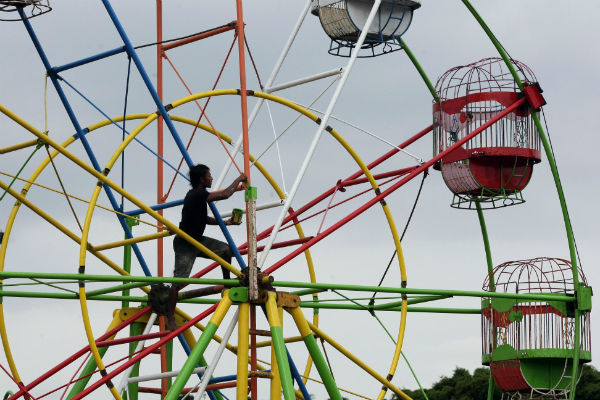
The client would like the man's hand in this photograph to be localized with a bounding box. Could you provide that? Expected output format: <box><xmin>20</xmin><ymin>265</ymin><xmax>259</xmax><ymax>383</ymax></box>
<box><xmin>225</xmin><ymin>217</ymin><xmax>242</xmax><ymax>226</ymax></box>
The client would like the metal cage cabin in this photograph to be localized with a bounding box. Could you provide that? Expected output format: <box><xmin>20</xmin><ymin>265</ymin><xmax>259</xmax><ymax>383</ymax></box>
<box><xmin>481</xmin><ymin>258</ymin><xmax>592</xmax><ymax>398</ymax></box>
<box><xmin>433</xmin><ymin>58</ymin><xmax>543</xmax><ymax>209</ymax></box>
<box><xmin>311</xmin><ymin>0</ymin><xmax>420</xmax><ymax>57</ymax></box>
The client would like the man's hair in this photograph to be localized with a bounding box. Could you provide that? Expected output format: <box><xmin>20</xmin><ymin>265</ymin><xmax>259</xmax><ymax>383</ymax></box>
<box><xmin>189</xmin><ymin>164</ymin><xmax>210</xmax><ymax>187</ymax></box>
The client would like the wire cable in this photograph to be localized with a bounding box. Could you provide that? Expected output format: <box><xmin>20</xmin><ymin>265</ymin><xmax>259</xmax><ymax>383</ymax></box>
<box><xmin>370</xmin><ymin>170</ymin><xmax>428</xmax><ymax>301</ymax></box>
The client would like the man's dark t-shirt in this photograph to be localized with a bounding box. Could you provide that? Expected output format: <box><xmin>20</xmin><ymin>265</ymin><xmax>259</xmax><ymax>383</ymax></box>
<box><xmin>178</xmin><ymin>187</ymin><xmax>209</xmax><ymax>242</ymax></box>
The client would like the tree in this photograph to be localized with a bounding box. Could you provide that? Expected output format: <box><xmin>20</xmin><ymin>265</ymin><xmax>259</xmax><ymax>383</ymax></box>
<box><xmin>393</xmin><ymin>364</ymin><xmax>600</xmax><ymax>400</ymax></box>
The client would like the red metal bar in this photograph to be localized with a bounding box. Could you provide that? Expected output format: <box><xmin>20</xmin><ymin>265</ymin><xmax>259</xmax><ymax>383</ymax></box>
<box><xmin>7</xmin><ymin>306</ymin><xmax>151</xmax><ymax>400</ymax></box>
<box><xmin>162</xmin><ymin>22</ymin><xmax>236</xmax><ymax>52</ymax></box>
<box><xmin>237</xmin><ymin>237</ymin><xmax>313</xmax><ymax>255</ymax></box>
<box><xmin>138</xmin><ymin>379</ymin><xmax>248</xmax><ymax>394</ymax></box>
<box><xmin>341</xmin><ymin>166</ymin><xmax>416</xmax><ymax>187</ymax></box>
<box><xmin>71</xmin><ymin>304</ymin><xmax>219</xmax><ymax>400</ymax></box>
<box><xmin>265</xmin><ymin>98</ymin><xmax>526</xmax><ymax>274</ymax></box>
<box><xmin>96</xmin><ymin>331</ymin><xmax>169</xmax><ymax>348</ymax></box>
<box><xmin>250</xmin><ymin>125</ymin><xmax>434</xmax><ymax>246</ymax></box>
<box><xmin>155</xmin><ymin>2</ymin><xmax>169</xmax><ymax>397</ymax></box>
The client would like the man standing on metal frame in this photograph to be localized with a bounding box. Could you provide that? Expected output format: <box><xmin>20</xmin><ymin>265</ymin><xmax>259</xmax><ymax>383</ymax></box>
<box><xmin>168</xmin><ymin>164</ymin><xmax>246</xmax><ymax>330</ymax></box>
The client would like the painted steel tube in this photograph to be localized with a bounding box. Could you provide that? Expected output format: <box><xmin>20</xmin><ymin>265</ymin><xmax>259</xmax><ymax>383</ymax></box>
<box><xmin>307</xmin><ymin>322</ymin><xmax>411</xmax><ymax>400</ymax></box>
<box><xmin>264</xmin><ymin>97</ymin><xmax>527</xmax><ymax>274</ymax></box>
<box><xmin>66</xmin><ymin>313</ymin><xmax>123</xmax><ymax>399</ymax></box>
<box><xmin>288</xmin><ymin>307</ymin><xmax>341</xmax><ymax>400</ymax></box>
<box><xmin>265</xmin><ymin>293</ymin><xmax>295</xmax><ymax>400</ymax></box>
<box><xmin>165</xmin><ymin>296</ymin><xmax>232</xmax><ymax>400</ymax></box>
<box><xmin>236</xmin><ymin>303</ymin><xmax>250</xmax><ymax>400</ymax></box>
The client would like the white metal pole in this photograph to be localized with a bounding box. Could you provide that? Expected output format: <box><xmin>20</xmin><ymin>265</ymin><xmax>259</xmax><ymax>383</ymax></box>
<box><xmin>214</xmin><ymin>0</ymin><xmax>313</xmax><ymax>189</ymax></box>
<box><xmin>219</xmin><ymin>199</ymin><xmax>283</xmax><ymax>218</ymax></box>
<box><xmin>127</xmin><ymin>366</ymin><xmax>207</xmax><ymax>384</ymax></box>
<box><xmin>266</xmin><ymin>68</ymin><xmax>343</xmax><ymax>93</ymax></box>
<box><xmin>116</xmin><ymin>312</ymin><xmax>158</xmax><ymax>394</ymax></box>
<box><xmin>258</xmin><ymin>0</ymin><xmax>384</xmax><ymax>269</ymax></box>
<box><xmin>191</xmin><ymin>309</ymin><xmax>240</xmax><ymax>400</ymax></box>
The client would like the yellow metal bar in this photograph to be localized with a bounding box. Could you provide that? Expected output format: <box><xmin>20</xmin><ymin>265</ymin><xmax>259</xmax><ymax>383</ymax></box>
<box><xmin>237</xmin><ymin>302</ymin><xmax>250</xmax><ymax>400</ymax></box>
<box><xmin>0</xmin><ymin>170</ymin><xmax>160</xmax><ymax>229</ymax></box>
<box><xmin>307</xmin><ymin>322</ymin><xmax>412</xmax><ymax>400</ymax></box>
<box><xmin>253</xmin><ymin>335</ymin><xmax>303</xmax><ymax>349</ymax></box>
<box><xmin>0</xmin><ymin>139</ymin><xmax>39</xmax><ymax>154</ymax></box>
<box><xmin>270</xmin><ymin>306</ymin><xmax>283</xmax><ymax>400</ymax></box>
<box><xmin>94</xmin><ymin>230</ymin><xmax>172</xmax><ymax>251</ymax></box>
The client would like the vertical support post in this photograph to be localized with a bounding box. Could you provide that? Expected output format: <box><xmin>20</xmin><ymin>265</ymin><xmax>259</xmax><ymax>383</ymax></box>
<box><xmin>154</xmin><ymin>2</ymin><xmax>169</xmax><ymax>397</ymax></box>
<box><xmin>265</xmin><ymin>293</ymin><xmax>295</xmax><ymax>400</ymax></box>
<box><xmin>475</xmin><ymin>203</ymin><xmax>496</xmax><ymax>400</ymax></box>
<box><xmin>250</xmin><ymin>304</ymin><xmax>258</xmax><ymax>400</ymax></box>
<box><xmin>214</xmin><ymin>0</ymin><xmax>313</xmax><ymax>189</ymax></box>
<box><xmin>234</xmin><ymin>0</ymin><xmax>258</xmax><ymax>301</ymax></box>
<box><xmin>165</xmin><ymin>295</ymin><xmax>233</xmax><ymax>400</ymax></box>
<box><xmin>288</xmin><ymin>307</ymin><xmax>342</xmax><ymax>400</ymax></box>
<box><xmin>237</xmin><ymin>303</ymin><xmax>250</xmax><ymax>400</ymax></box>
<box><xmin>460</xmin><ymin>2</ymin><xmax>582</xmax><ymax>397</ymax></box>
<box><xmin>270</xmin><ymin>306</ymin><xmax>283</xmax><ymax>399</ymax></box>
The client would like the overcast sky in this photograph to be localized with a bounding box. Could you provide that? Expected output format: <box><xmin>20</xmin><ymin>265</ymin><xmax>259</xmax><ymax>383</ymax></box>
<box><xmin>1</xmin><ymin>1</ymin><xmax>599</xmax><ymax>399</ymax></box>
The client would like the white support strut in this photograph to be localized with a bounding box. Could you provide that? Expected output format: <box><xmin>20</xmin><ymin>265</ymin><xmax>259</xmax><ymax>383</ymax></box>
<box><xmin>257</xmin><ymin>0</ymin><xmax>385</xmax><ymax>269</ymax></box>
<box><xmin>116</xmin><ymin>312</ymin><xmax>158</xmax><ymax>394</ymax></box>
<box><xmin>128</xmin><ymin>367</ymin><xmax>207</xmax><ymax>384</ymax></box>
<box><xmin>214</xmin><ymin>0</ymin><xmax>313</xmax><ymax>189</ymax></box>
<box><xmin>266</xmin><ymin>68</ymin><xmax>343</xmax><ymax>93</ymax></box>
<box><xmin>190</xmin><ymin>309</ymin><xmax>240</xmax><ymax>400</ymax></box>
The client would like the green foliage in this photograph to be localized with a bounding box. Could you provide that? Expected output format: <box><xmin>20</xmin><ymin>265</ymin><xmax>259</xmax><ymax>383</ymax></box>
<box><xmin>393</xmin><ymin>364</ymin><xmax>600</xmax><ymax>400</ymax></box>
<box><xmin>396</xmin><ymin>367</ymin><xmax>500</xmax><ymax>400</ymax></box>
<box><xmin>575</xmin><ymin>364</ymin><xmax>600</xmax><ymax>400</ymax></box>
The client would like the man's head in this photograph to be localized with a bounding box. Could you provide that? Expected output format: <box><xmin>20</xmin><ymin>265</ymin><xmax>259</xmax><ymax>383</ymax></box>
<box><xmin>189</xmin><ymin>164</ymin><xmax>212</xmax><ymax>188</ymax></box>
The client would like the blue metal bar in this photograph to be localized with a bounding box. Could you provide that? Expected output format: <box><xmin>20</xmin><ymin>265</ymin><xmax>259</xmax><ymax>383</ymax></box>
<box><xmin>287</xmin><ymin>347</ymin><xmax>311</xmax><ymax>400</ymax></box>
<box><xmin>125</xmin><ymin>199</ymin><xmax>185</xmax><ymax>216</ymax></box>
<box><xmin>19</xmin><ymin>10</ymin><xmax>152</xmax><ymax>278</ymax></box>
<box><xmin>53</xmin><ymin>46</ymin><xmax>126</xmax><ymax>73</ymax></box>
<box><xmin>100</xmin><ymin>0</ymin><xmax>195</xmax><ymax>168</ymax></box>
<box><xmin>208</xmin><ymin>202</ymin><xmax>247</xmax><ymax>270</ymax></box>
<box><xmin>59</xmin><ymin>76</ymin><xmax>188</xmax><ymax>181</ymax></box>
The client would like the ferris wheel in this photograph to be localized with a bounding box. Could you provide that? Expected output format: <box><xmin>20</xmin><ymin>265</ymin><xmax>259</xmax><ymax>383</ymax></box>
<box><xmin>0</xmin><ymin>1</ymin><xmax>592</xmax><ymax>400</ymax></box>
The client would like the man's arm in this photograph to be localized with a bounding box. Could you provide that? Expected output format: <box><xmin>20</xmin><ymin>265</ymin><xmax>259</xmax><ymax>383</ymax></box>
<box><xmin>206</xmin><ymin>216</ymin><xmax>241</xmax><ymax>226</ymax></box>
<box><xmin>207</xmin><ymin>173</ymin><xmax>247</xmax><ymax>202</ymax></box>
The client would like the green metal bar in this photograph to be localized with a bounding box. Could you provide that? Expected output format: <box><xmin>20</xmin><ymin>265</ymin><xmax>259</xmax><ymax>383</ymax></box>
<box><xmin>273</xmin><ymin>280</ymin><xmax>575</xmax><ymax>303</ymax></box>
<box><xmin>66</xmin><ymin>346</ymin><xmax>109</xmax><ymax>399</ymax></box>
<box><xmin>265</xmin><ymin>293</ymin><xmax>295</xmax><ymax>400</ymax></box>
<box><xmin>166</xmin><ymin>321</ymin><xmax>220</xmax><ymax>400</ymax></box>
<box><xmin>0</xmin><ymin>141</ymin><xmax>42</xmax><ymax>202</ymax></box>
<box><xmin>475</xmin><ymin>203</ymin><xmax>497</xmax><ymax>400</ymax></box>
<box><xmin>461</xmin><ymin>2</ymin><xmax>582</xmax><ymax>397</ymax></box>
<box><xmin>0</xmin><ymin>280</ymin><xmax>576</xmax><ymax>304</ymax></box>
<box><xmin>0</xmin><ymin>289</ymin><xmax>221</xmax><ymax>305</ymax></box>
<box><xmin>397</xmin><ymin>37</ymin><xmax>439</xmax><ymax>102</ymax></box>
<box><xmin>476</xmin><ymin>203</ymin><xmax>496</xmax><ymax>292</ymax></box>
<box><xmin>299</xmin><ymin>301</ymin><xmax>481</xmax><ymax>314</ymax></box>
<box><xmin>1</xmin><ymin>280</ymin><xmax>78</xmax><ymax>288</ymax></box>
<box><xmin>270</xmin><ymin>325</ymin><xmax>295</xmax><ymax>400</ymax></box>
<box><xmin>30</xmin><ymin>278</ymin><xmax>78</xmax><ymax>294</ymax></box>
<box><xmin>291</xmin><ymin>288</ymin><xmax>326</xmax><ymax>297</ymax></box>
<box><xmin>0</xmin><ymin>271</ymin><xmax>237</xmax><ymax>286</ymax></box>
<box><xmin>166</xmin><ymin>296</ymin><xmax>231</xmax><ymax>400</ymax></box>
<box><xmin>289</xmin><ymin>308</ymin><xmax>342</xmax><ymax>400</ymax></box>
<box><xmin>86</xmin><ymin>282</ymin><xmax>147</xmax><ymax>298</ymax></box>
